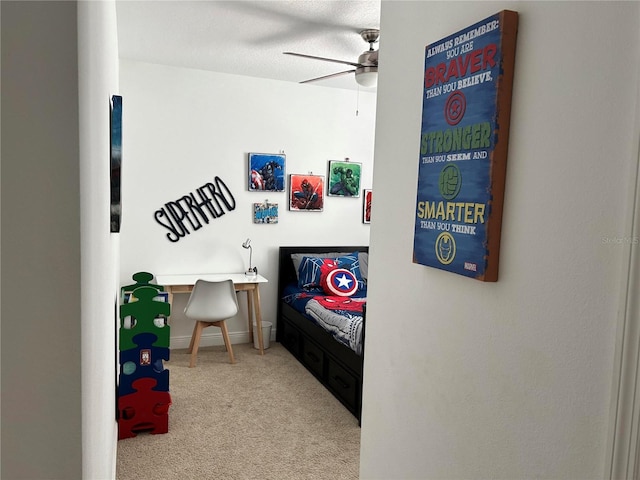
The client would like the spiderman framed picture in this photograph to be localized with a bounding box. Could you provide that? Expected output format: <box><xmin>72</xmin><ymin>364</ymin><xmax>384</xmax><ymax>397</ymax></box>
<box><xmin>289</xmin><ymin>174</ymin><xmax>324</xmax><ymax>211</ymax></box>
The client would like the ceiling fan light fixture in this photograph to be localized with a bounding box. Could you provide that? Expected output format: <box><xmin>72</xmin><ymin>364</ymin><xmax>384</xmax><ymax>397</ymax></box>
<box><xmin>355</xmin><ymin>66</ymin><xmax>378</xmax><ymax>87</ymax></box>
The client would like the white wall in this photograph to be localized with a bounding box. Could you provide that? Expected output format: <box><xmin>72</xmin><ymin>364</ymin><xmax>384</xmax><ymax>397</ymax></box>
<box><xmin>361</xmin><ymin>2</ymin><xmax>639</xmax><ymax>479</ymax></box>
<box><xmin>78</xmin><ymin>1</ymin><xmax>121</xmax><ymax>478</ymax></box>
<box><xmin>119</xmin><ymin>60</ymin><xmax>376</xmax><ymax>347</ymax></box>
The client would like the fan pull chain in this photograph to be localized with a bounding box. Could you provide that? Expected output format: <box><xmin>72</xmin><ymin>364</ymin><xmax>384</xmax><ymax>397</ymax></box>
<box><xmin>356</xmin><ymin>85</ymin><xmax>360</xmax><ymax>117</ymax></box>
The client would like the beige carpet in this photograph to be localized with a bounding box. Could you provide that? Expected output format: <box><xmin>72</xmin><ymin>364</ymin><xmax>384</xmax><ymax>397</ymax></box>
<box><xmin>116</xmin><ymin>342</ymin><xmax>361</xmax><ymax>479</ymax></box>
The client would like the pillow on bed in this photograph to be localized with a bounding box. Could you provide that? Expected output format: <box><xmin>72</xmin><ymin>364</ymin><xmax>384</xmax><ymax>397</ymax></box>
<box><xmin>297</xmin><ymin>252</ymin><xmax>364</xmax><ymax>291</ymax></box>
<box><xmin>291</xmin><ymin>251</ymin><xmax>369</xmax><ymax>281</ymax></box>
<box><xmin>358</xmin><ymin>252</ymin><xmax>368</xmax><ymax>281</ymax></box>
<box><xmin>321</xmin><ymin>268</ymin><xmax>358</xmax><ymax>296</ymax></box>
<box><xmin>291</xmin><ymin>252</ymin><xmax>344</xmax><ymax>277</ymax></box>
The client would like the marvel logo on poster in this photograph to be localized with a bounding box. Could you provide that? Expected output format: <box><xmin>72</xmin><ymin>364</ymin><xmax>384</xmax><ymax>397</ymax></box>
<box><xmin>413</xmin><ymin>10</ymin><xmax>518</xmax><ymax>281</ymax></box>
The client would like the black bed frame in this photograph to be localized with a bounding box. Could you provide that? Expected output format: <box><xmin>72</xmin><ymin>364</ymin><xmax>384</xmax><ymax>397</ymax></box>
<box><xmin>276</xmin><ymin>246</ymin><xmax>368</xmax><ymax>422</ymax></box>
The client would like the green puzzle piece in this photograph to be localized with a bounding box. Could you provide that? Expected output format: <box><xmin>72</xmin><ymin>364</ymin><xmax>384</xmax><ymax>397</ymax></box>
<box><xmin>120</xmin><ymin>286</ymin><xmax>171</xmax><ymax>351</ymax></box>
<box><xmin>121</xmin><ymin>271</ymin><xmax>164</xmax><ymax>298</ymax></box>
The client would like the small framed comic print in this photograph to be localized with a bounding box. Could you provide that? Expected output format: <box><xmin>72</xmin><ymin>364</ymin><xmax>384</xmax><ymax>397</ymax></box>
<box><xmin>248</xmin><ymin>153</ymin><xmax>285</xmax><ymax>192</ymax></box>
<box><xmin>253</xmin><ymin>202</ymin><xmax>278</xmax><ymax>224</ymax></box>
<box><xmin>289</xmin><ymin>174</ymin><xmax>324</xmax><ymax>211</ymax></box>
<box><xmin>328</xmin><ymin>160</ymin><xmax>361</xmax><ymax>197</ymax></box>
<box><xmin>363</xmin><ymin>189</ymin><xmax>372</xmax><ymax>224</ymax></box>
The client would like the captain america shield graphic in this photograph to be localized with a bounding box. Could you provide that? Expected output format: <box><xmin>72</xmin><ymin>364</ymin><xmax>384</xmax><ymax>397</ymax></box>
<box><xmin>322</xmin><ymin>268</ymin><xmax>358</xmax><ymax>296</ymax></box>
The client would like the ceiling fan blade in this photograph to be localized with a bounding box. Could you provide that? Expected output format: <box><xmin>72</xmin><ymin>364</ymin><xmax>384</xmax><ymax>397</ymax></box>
<box><xmin>300</xmin><ymin>70</ymin><xmax>356</xmax><ymax>84</ymax></box>
<box><xmin>284</xmin><ymin>52</ymin><xmax>361</xmax><ymax>68</ymax></box>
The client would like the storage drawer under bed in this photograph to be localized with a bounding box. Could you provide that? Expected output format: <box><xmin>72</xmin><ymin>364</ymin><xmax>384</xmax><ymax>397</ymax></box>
<box><xmin>301</xmin><ymin>337</ymin><xmax>325</xmax><ymax>378</ymax></box>
<box><xmin>327</xmin><ymin>358</ymin><xmax>358</xmax><ymax>410</ymax></box>
<box><xmin>280</xmin><ymin>318</ymin><xmax>301</xmax><ymax>357</ymax></box>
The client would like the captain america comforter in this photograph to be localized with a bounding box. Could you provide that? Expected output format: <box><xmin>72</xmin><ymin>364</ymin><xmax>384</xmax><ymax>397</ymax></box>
<box><xmin>282</xmin><ymin>285</ymin><xmax>366</xmax><ymax>356</ymax></box>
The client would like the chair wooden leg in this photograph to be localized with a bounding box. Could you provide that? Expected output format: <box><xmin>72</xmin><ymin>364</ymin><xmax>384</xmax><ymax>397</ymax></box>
<box><xmin>187</xmin><ymin>321</ymin><xmax>199</xmax><ymax>354</ymax></box>
<box><xmin>218</xmin><ymin>320</ymin><xmax>235</xmax><ymax>364</ymax></box>
<box><xmin>189</xmin><ymin>321</ymin><xmax>205</xmax><ymax>368</ymax></box>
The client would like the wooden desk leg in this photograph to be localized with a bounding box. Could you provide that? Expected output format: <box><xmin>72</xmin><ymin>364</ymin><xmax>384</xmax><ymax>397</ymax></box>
<box><xmin>166</xmin><ymin>288</ymin><xmax>174</xmax><ymax>324</ymax></box>
<box><xmin>246</xmin><ymin>290</ymin><xmax>254</xmax><ymax>344</ymax></box>
<box><xmin>253</xmin><ymin>285</ymin><xmax>264</xmax><ymax>355</ymax></box>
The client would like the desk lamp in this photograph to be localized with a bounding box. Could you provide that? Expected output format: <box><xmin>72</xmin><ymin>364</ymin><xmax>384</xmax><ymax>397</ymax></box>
<box><xmin>242</xmin><ymin>238</ymin><xmax>258</xmax><ymax>277</ymax></box>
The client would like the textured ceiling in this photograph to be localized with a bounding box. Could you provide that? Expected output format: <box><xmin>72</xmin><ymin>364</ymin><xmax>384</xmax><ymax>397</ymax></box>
<box><xmin>116</xmin><ymin>0</ymin><xmax>381</xmax><ymax>90</ymax></box>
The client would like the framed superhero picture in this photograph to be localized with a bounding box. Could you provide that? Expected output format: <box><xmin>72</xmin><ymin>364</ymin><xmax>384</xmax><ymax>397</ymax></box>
<box><xmin>289</xmin><ymin>174</ymin><xmax>324</xmax><ymax>211</ymax></box>
<box><xmin>253</xmin><ymin>202</ymin><xmax>279</xmax><ymax>224</ymax></box>
<box><xmin>327</xmin><ymin>160</ymin><xmax>361</xmax><ymax>197</ymax></box>
<box><xmin>248</xmin><ymin>153</ymin><xmax>285</xmax><ymax>192</ymax></box>
<box><xmin>363</xmin><ymin>189</ymin><xmax>372</xmax><ymax>224</ymax></box>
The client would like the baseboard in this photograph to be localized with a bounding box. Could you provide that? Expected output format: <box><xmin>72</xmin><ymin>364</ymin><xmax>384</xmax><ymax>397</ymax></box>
<box><xmin>170</xmin><ymin>330</ymin><xmax>276</xmax><ymax>350</ymax></box>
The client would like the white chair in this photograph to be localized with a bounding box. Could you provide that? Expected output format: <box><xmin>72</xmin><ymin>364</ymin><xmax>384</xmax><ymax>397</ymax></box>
<box><xmin>184</xmin><ymin>279</ymin><xmax>238</xmax><ymax>367</ymax></box>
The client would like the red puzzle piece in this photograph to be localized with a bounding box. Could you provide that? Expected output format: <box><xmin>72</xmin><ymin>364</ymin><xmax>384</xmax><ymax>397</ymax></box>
<box><xmin>117</xmin><ymin>377</ymin><xmax>172</xmax><ymax>440</ymax></box>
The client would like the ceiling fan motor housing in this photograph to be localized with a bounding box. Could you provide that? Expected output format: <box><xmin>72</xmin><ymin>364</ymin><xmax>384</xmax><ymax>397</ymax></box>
<box><xmin>358</xmin><ymin>49</ymin><xmax>378</xmax><ymax>67</ymax></box>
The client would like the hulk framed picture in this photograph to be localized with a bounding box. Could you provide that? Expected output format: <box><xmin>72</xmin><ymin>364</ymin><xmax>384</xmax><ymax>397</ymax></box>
<box><xmin>327</xmin><ymin>160</ymin><xmax>361</xmax><ymax>197</ymax></box>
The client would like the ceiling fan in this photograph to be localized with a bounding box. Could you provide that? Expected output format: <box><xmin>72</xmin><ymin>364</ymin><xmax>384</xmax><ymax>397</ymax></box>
<box><xmin>283</xmin><ymin>29</ymin><xmax>379</xmax><ymax>88</ymax></box>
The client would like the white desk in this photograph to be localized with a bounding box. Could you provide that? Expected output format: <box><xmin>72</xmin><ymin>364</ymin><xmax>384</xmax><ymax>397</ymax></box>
<box><xmin>155</xmin><ymin>273</ymin><xmax>269</xmax><ymax>355</ymax></box>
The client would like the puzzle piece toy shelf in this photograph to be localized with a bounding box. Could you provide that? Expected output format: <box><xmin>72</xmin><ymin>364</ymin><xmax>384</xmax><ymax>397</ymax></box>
<box><xmin>118</xmin><ymin>272</ymin><xmax>172</xmax><ymax>440</ymax></box>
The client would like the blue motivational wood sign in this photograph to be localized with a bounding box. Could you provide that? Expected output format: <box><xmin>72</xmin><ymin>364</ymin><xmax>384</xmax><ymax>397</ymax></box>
<box><xmin>413</xmin><ymin>10</ymin><xmax>518</xmax><ymax>281</ymax></box>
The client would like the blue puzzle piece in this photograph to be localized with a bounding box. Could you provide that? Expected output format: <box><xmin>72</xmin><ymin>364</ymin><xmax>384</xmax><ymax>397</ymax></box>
<box><xmin>119</xmin><ymin>332</ymin><xmax>170</xmax><ymax>396</ymax></box>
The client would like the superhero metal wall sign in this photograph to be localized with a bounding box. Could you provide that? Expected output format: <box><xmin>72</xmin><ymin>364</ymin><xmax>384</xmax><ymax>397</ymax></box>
<box><xmin>154</xmin><ymin>177</ymin><xmax>236</xmax><ymax>243</ymax></box>
<box><xmin>413</xmin><ymin>10</ymin><xmax>518</xmax><ymax>282</ymax></box>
